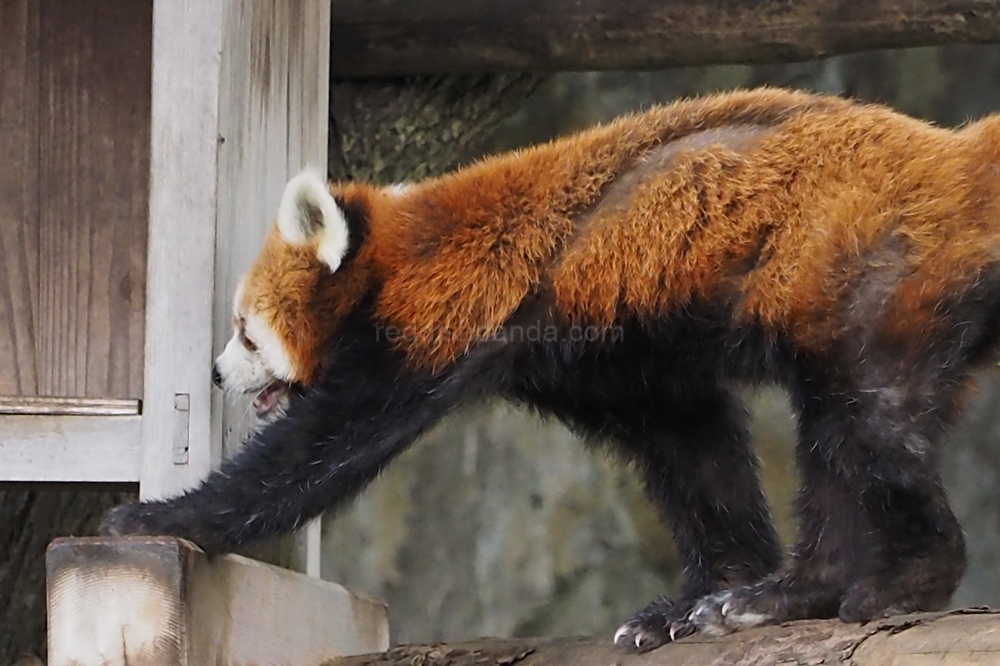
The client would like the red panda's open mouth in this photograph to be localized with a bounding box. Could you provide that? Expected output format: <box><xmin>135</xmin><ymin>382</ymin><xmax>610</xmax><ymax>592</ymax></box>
<box><xmin>253</xmin><ymin>380</ymin><xmax>289</xmax><ymax>417</ymax></box>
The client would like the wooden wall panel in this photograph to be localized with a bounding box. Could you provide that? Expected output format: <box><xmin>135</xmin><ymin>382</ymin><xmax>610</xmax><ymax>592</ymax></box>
<box><xmin>0</xmin><ymin>0</ymin><xmax>41</xmax><ymax>396</ymax></box>
<box><xmin>35</xmin><ymin>0</ymin><xmax>151</xmax><ymax>399</ymax></box>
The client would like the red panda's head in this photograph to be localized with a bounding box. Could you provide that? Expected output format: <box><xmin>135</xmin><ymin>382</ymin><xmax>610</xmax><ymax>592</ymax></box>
<box><xmin>213</xmin><ymin>169</ymin><xmax>375</xmax><ymax>419</ymax></box>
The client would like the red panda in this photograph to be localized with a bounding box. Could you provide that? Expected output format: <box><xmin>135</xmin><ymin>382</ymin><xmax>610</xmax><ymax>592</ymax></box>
<box><xmin>101</xmin><ymin>87</ymin><xmax>1000</xmax><ymax>650</ymax></box>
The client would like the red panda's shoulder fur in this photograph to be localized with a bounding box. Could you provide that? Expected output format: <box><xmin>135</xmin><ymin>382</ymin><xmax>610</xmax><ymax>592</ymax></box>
<box><xmin>284</xmin><ymin>87</ymin><xmax>1000</xmax><ymax>374</ymax></box>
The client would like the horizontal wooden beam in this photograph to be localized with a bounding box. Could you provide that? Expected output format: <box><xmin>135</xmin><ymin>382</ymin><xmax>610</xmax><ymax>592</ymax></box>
<box><xmin>330</xmin><ymin>609</ymin><xmax>1000</xmax><ymax>666</ymax></box>
<box><xmin>330</xmin><ymin>0</ymin><xmax>1000</xmax><ymax>77</ymax></box>
<box><xmin>0</xmin><ymin>415</ymin><xmax>140</xmax><ymax>483</ymax></box>
<box><xmin>0</xmin><ymin>396</ymin><xmax>140</xmax><ymax>416</ymax></box>
<box><xmin>47</xmin><ymin>537</ymin><xmax>390</xmax><ymax>666</ymax></box>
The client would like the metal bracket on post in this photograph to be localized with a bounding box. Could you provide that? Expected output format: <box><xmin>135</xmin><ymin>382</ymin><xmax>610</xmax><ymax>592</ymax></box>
<box><xmin>172</xmin><ymin>394</ymin><xmax>190</xmax><ymax>465</ymax></box>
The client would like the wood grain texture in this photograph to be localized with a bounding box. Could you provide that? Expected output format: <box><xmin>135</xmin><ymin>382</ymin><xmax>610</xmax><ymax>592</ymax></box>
<box><xmin>213</xmin><ymin>0</ymin><xmax>330</xmax><ymax>464</ymax></box>
<box><xmin>141</xmin><ymin>0</ymin><xmax>331</xmax><ymax>586</ymax></box>
<box><xmin>331</xmin><ymin>610</ymin><xmax>1000</xmax><ymax>666</ymax></box>
<box><xmin>0</xmin><ymin>415</ymin><xmax>140</xmax><ymax>482</ymax></box>
<box><xmin>0</xmin><ymin>396</ymin><xmax>139</xmax><ymax>416</ymax></box>
<box><xmin>0</xmin><ymin>0</ymin><xmax>41</xmax><ymax>397</ymax></box>
<box><xmin>329</xmin><ymin>0</ymin><xmax>1000</xmax><ymax>77</ymax></box>
<box><xmin>36</xmin><ymin>0</ymin><xmax>150</xmax><ymax>399</ymax></box>
<box><xmin>46</xmin><ymin>537</ymin><xmax>389</xmax><ymax>666</ymax></box>
<box><xmin>0</xmin><ymin>488</ymin><xmax>130</xmax><ymax>663</ymax></box>
<box><xmin>141</xmin><ymin>0</ymin><xmax>226</xmax><ymax>499</ymax></box>
<box><xmin>210</xmin><ymin>0</ymin><xmax>330</xmax><ymax>573</ymax></box>
<box><xmin>0</xmin><ymin>0</ymin><xmax>150</xmax><ymax>400</ymax></box>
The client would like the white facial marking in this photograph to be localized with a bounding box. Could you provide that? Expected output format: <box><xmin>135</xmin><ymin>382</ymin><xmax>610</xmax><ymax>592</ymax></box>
<box><xmin>276</xmin><ymin>168</ymin><xmax>350</xmax><ymax>272</ymax></box>
<box><xmin>243</xmin><ymin>312</ymin><xmax>294</xmax><ymax>381</ymax></box>
<box><xmin>215</xmin><ymin>334</ymin><xmax>271</xmax><ymax>394</ymax></box>
<box><xmin>214</xmin><ymin>283</ymin><xmax>295</xmax><ymax>394</ymax></box>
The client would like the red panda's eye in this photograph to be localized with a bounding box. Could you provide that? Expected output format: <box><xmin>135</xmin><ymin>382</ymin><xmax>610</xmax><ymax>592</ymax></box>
<box><xmin>240</xmin><ymin>332</ymin><xmax>258</xmax><ymax>352</ymax></box>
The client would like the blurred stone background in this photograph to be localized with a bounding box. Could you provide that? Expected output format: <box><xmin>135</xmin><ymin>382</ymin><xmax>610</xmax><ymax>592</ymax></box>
<box><xmin>321</xmin><ymin>45</ymin><xmax>1000</xmax><ymax>646</ymax></box>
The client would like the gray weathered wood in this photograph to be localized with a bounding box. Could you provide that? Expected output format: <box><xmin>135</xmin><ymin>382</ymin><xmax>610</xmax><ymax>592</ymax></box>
<box><xmin>0</xmin><ymin>397</ymin><xmax>139</xmax><ymax>416</ymax></box>
<box><xmin>0</xmin><ymin>415</ymin><xmax>140</xmax><ymax>482</ymax></box>
<box><xmin>0</xmin><ymin>0</ymin><xmax>149</xmax><ymax>399</ymax></box>
<box><xmin>35</xmin><ymin>0</ymin><xmax>150</xmax><ymax>399</ymax></box>
<box><xmin>143</xmin><ymin>0</ymin><xmax>329</xmax><ymax>568</ymax></box>
<box><xmin>213</xmin><ymin>0</ymin><xmax>331</xmax><ymax>464</ymax></box>
<box><xmin>330</xmin><ymin>610</ymin><xmax>1000</xmax><ymax>666</ymax></box>
<box><xmin>142</xmin><ymin>0</ymin><xmax>226</xmax><ymax>499</ymax></box>
<box><xmin>212</xmin><ymin>0</ymin><xmax>331</xmax><ymax>575</ymax></box>
<box><xmin>0</xmin><ymin>0</ymin><xmax>40</xmax><ymax>398</ymax></box>
<box><xmin>47</xmin><ymin>537</ymin><xmax>389</xmax><ymax>666</ymax></box>
<box><xmin>329</xmin><ymin>0</ymin><xmax>1000</xmax><ymax>77</ymax></box>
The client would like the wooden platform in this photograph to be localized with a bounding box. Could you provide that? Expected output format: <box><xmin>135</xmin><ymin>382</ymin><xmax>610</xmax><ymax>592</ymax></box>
<box><xmin>329</xmin><ymin>609</ymin><xmax>1000</xmax><ymax>666</ymax></box>
<box><xmin>46</xmin><ymin>537</ymin><xmax>389</xmax><ymax>666</ymax></box>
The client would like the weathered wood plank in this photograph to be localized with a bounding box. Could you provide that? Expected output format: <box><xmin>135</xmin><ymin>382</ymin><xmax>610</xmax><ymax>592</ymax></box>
<box><xmin>0</xmin><ymin>0</ymin><xmax>41</xmax><ymax>396</ymax></box>
<box><xmin>35</xmin><ymin>0</ymin><xmax>150</xmax><ymax>399</ymax></box>
<box><xmin>141</xmin><ymin>0</ymin><xmax>226</xmax><ymax>499</ymax></box>
<box><xmin>144</xmin><ymin>0</ymin><xmax>330</xmax><ymax>522</ymax></box>
<box><xmin>0</xmin><ymin>415</ymin><xmax>140</xmax><ymax>482</ymax></box>
<box><xmin>213</xmin><ymin>0</ymin><xmax>331</xmax><ymax>463</ymax></box>
<box><xmin>330</xmin><ymin>610</ymin><xmax>1000</xmax><ymax>666</ymax></box>
<box><xmin>211</xmin><ymin>0</ymin><xmax>331</xmax><ymax>574</ymax></box>
<box><xmin>46</xmin><ymin>537</ymin><xmax>389</xmax><ymax>666</ymax></box>
<box><xmin>0</xmin><ymin>396</ymin><xmax>140</xmax><ymax>416</ymax></box>
<box><xmin>329</xmin><ymin>0</ymin><xmax>1000</xmax><ymax>77</ymax></box>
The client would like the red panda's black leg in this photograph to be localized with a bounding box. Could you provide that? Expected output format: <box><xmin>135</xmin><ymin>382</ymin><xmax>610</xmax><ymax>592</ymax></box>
<box><xmin>688</xmin><ymin>368</ymin><xmax>967</xmax><ymax>636</ymax></box>
<box><xmin>100</xmin><ymin>321</ymin><xmax>474</xmax><ymax>554</ymax></box>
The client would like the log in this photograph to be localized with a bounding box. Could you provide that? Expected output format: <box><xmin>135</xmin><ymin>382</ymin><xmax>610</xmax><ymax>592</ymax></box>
<box><xmin>329</xmin><ymin>608</ymin><xmax>1000</xmax><ymax>666</ymax></box>
<box><xmin>330</xmin><ymin>0</ymin><xmax>1000</xmax><ymax>78</ymax></box>
<box><xmin>46</xmin><ymin>537</ymin><xmax>389</xmax><ymax>666</ymax></box>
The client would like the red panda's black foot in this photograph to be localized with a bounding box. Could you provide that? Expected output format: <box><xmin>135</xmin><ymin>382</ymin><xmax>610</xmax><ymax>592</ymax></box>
<box><xmin>97</xmin><ymin>502</ymin><xmax>173</xmax><ymax>536</ymax></box>
<box><xmin>97</xmin><ymin>500</ymin><xmax>229</xmax><ymax>555</ymax></box>
<box><xmin>613</xmin><ymin>597</ymin><xmax>698</xmax><ymax>651</ymax></box>
<box><xmin>688</xmin><ymin>584</ymin><xmax>782</xmax><ymax>636</ymax></box>
<box><xmin>98</xmin><ymin>501</ymin><xmax>157</xmax><ymax>537</ymax></box>
<box><xmin>687</xmin><ymin>574</ymin><xmax>842</xmax><ymax>637</ymax></box>
<box><xmin>838</xmin><ymin>539</ymin><xmax>967</xmax><ymax>624</ymax></box>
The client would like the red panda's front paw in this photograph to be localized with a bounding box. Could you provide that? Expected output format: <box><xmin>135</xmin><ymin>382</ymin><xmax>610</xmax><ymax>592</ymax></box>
<box><xmin>614</xmin><ymin>597</ymin><xmax>698</xmax><ymax>651</ymax></box>
<box><xmin>97</xmin><ymin>501</ymin><xmax>162</xmax><ymax>538</ymax></box>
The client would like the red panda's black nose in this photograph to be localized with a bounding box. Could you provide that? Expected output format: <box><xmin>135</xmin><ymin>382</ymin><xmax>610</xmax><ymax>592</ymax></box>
<box><xmin>211</xmin><ymin>365</ymin><xmax>222</xmax><ymax>388</ymax></box>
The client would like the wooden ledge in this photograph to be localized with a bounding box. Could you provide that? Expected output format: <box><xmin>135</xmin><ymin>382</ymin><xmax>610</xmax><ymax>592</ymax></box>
<box><xmin>46</xmin><ymin>536</ymin><xmax>389</xmax><ymax>666</ymax></box>
<box><xmin>330</xmin><ymin>0</ymin><xmax>1000</xmax><ymax>77</ymax></box>
<box><xmin>330</xmin><ymin>608</ymin><xmax>1000</xmax><ymax>666</ymax></box>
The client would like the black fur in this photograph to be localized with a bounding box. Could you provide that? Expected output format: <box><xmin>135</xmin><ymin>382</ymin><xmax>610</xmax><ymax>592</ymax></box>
<box><xmin>100</xmin><ymin>276</ymin><xmax>1000</xmax><ymax>650</ymax></box>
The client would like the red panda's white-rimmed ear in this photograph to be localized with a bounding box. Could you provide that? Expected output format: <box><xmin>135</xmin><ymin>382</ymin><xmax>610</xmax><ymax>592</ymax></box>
<box><xmin>276</xmin><ymin>169</ymin><xmax>350</xmax><ymax>272</ymax></box>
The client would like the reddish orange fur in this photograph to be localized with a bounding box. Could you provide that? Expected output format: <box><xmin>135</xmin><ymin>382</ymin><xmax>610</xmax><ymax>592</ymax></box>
<box><xmin>241</xmin><ymin>87</ymin><xmax>1000</xmax><ymax>378</ymax></box>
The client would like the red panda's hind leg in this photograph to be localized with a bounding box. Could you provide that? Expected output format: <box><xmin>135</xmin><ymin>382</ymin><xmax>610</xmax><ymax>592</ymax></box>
<box><xmin>689</xmin><ymin>360</ymin><xmax>968</xmax><ymax>636</ymax></box>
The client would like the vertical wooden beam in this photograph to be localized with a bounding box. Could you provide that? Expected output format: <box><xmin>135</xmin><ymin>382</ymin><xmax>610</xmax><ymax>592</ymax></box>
<box><xmin>47</xmin><ymin>537</ymin><xmax>390</xmax><ymax>666</ymax></box>
<box><xmin>143</xmin><ymin>0</ymin><xmax>329</xmax><ymax>532</ymax></box>
<box><xmin>212</xmin><ymin>0</ymin><xmax>331</xmax><ymax>575</ymax></box>
<box><xmin>212</xmin><ymin>0</ymin><xmax>331</xmax><ymax>460</ymax></box>
<box><xmin>142</xmin><ymin>0</ymin><xmax>226</xmax><ymax>499</ymax></box>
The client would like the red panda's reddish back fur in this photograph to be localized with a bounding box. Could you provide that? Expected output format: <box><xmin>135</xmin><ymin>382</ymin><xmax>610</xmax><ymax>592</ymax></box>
<box><xmin>105</xmin><ymin>88</ymin><xmax>1000</xmax><ymax>643</ymax></box>
<box><xmin>246</xmin><ymin>87</ymin><xmax>1000</xmax><ymax>375</ymax></box>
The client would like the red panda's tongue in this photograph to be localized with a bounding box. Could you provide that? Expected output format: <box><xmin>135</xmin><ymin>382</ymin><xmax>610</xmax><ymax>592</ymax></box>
<box><xmin>253</xmin><ymin>381</ymin><xmax>288</xmax><ymax>417</ymax></box>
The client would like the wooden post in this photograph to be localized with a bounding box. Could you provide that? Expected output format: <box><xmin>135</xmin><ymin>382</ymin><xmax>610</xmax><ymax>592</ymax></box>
<box><xmin>46</xmin><ymin>537</ymin><xmax>389</xmax><ymax>666</ymax></box>
<box><xmin>143</xmin><ymin>0</ymin><xmax>330</xmax><ymax>574</ymax></box>
<box><xmin>212</xmin><ymin>0</ymin><xmax>331</xmax><ymax>577</ymax></box>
